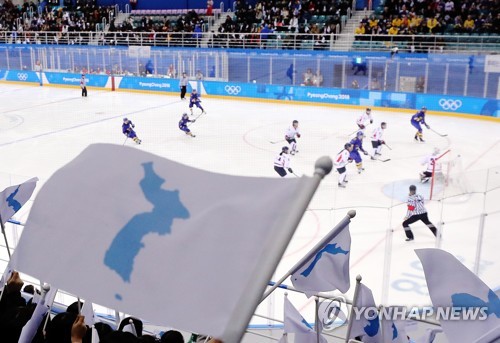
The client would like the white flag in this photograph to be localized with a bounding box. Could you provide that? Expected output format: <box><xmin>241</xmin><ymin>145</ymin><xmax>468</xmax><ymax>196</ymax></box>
<box><xmin>18</xmin><ymin>286</ymin><xmax>57</xmax><ymax>343</ymax></box>
<box><xmin>415</xmin><ymin>328</ymin><xmax>442</xmax><ymax>343</ymax></box>
<box><xmin>0</xmin><ymin>261</ymin><xmax>13</xmax><ymax>290</ymax></box>
<box><xmin>283</xmin><ymin>297</ymin><xmax>327</xmax><ymax>343</ymax></box>
<box><xmin>349</xmin><ymin>284</ymin><xmax>382</xmax><ymax>343</ymax></box>
<box><xmin>381</xmin><ymin>316</ymin><xmax>408</xmax><ymax>343</ymax></box>
<box><xmin>0</xmin><ymin>177</ymin><xmax>38</xmax><ymax>225</ymax></box>
<box><xmin>11</xmin><ymin>144</ymin><xmax>320</xmax><ymax>340</ymax></box>
<box><xmin>291</xmin><ymin>223</ymin><xmax>351</xmax><ymax>297</ymax></box>
<box><xmin>277</xmin><ymin>333</ymin><xmax>288</xmax><ymax>343</ymax></box>
<box><xmin>81</xmin><ymin>301</ymin><xmax>95</xmax><ymax>326</ymax></box>
<box><xmin>416</xmin><ymin>248</ymin><xmax>500</xmax><ymax>343</ymax></box>
<box><xmin>283</xmin><ymin>296</ymin><xmax>315</xmax><ymax>334</ymax></box>
<box><xmin>91</xmin><ymin>326</ymin><xmax>100</xmax><ymax>343</ymax></box>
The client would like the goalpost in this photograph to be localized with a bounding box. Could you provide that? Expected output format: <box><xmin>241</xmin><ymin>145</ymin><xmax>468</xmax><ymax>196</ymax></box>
<box><xmin>429</xmin><ymin>149</ymin><xmax>469</xmax><ymax>201</ymax></box>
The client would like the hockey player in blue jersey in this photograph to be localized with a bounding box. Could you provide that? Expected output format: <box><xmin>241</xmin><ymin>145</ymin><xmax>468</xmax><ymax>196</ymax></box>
<box><xmin>189</xmin><ymin>89</ymin><xmax>205</xmax><ymax>115</ymax></box>
<box><xmin>350</xmin><ymin>131</ymin><xmax>369</xmax><ymax>173</ymax></box>
<box><xmin>122</xmin><ymin>118</ymin><xmax>141</xmax><ymax>144</ymax></box>
<box><xmin>411</xmin><ymin>106</ymin><xmax>430</xmax><ymax>142</ymax></box>
<box><xmin>179</xmin><ymin>113</ymin><xmax>196</xmax><ymax>137</ymax></box>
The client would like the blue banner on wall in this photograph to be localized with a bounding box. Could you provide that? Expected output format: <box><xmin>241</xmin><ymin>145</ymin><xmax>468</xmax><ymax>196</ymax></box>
<box><xmin>199</xmin><ymin>81</ymin><xmax>498</xmax><ymax>117</ymax></box>
<box><xmin>0</xmin><ymin>70</ymin><xmax>40</xmax><ymax>83</ymax></box>
<box><xmin>117</xmin><ymin>76</ymin><xmax>179</xmax><ymax>92</ymax></box>
<box><xmin>44</xmin><ymin>72</ymin><xmax>109</xmax><ymax>87</ymax></box>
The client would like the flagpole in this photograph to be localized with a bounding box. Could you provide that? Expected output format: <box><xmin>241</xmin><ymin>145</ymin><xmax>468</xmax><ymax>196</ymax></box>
<box><xmin>222</xmin><ymin>156</ymin><xmax>333</xmax><ymax>343</ymax></box>
<box><xmin>0</xmin><ymin>215</ymin><xmax>11</xmax><ymax>258</ymax></box>
<box><xmin>344</xmin><ymin>275</ymin><xmax>362</xmax><ymax>343</ymax></box>
<box><xmin>315</xmin><ymin>296</ymin><xmax>320</xmax><ymax>343</ymax></box>
<box><xmin>261</xmin><ymin>209</ymin><xmax>356</xmax><ymax>302</ymax></box>
<box><xmin>253</xmin><ymin>313</ymin><xmax>345</xmax><ymax>340</ymax></box>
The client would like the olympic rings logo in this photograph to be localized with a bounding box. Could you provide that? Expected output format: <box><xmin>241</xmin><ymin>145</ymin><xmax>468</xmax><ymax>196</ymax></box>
<box><xmin>224</xmin><ymin>85</ymin><xmax>241</xmax><ymax>95</ymax></box>
<box><xmin>17</xmin><ymin>73</ymin><xmax>28</xmax><ymax>81</ymax></box>
<box><xmin>438</xmin><ymin>99</ymin><xmax>462</xmax><ymax>111</ymax></box>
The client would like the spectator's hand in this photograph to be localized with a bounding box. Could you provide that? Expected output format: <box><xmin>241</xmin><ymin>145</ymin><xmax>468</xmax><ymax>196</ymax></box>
<box><xmin>6</xmin><ymin>271</ymin><xmax>24</xmax><ymax>294</ymax></box>
<box><xmin>71</xmin><ymin>315</ymin><xmax>87</xmax><ymax>343</ymax></box>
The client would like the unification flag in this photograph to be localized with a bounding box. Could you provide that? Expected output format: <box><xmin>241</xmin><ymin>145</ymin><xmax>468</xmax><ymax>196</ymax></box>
<box><xmin>291</xmin><ymin>222</ymin><xmax>351</xmax><ymax>297</ymax></box>
<box><xmin>10</xmin><ymin>144</ymin><xmax>322</xmax><ymax>340</ymax></box>
<box><xmin>81</xmin><ymin>301</ymin><xmax>95</xmax><ymax>326</ymax></box>
<box><xmin>18</xmin><ymin>286</ymin><xmax>57</xmax><ymax>343</ymax></box>
<box><xmin>283</xmin><ymin>296</ymin><xmax>327</xmax><ymax>343</ymax></box>
<box><xmin>348</xmin><ymin>283</ymin><xmax>382</xmax><ymax>343</ymax></box>
<box><xmin>283</xmin><ymin>296</ymin><xmax>315</xmax><ymax>334</ymax></box>
<box><xmin>381</xmin><ymin>314</ymin><xmax>408</xmax><ymax>343</ymax></box>
<box><xmin>0</xmin><ymin>177</ymin><xmax>38</xmax><ymax>225</ymax></box>
<box><xmin>416</xmin><ymin>248</ymin><xmax>500</xmax><ymax>343</ymax></box>
<box><xmin>415</xmin><ymin>328</ymin><xmax>443</xmax><ymax>343</ymax></box>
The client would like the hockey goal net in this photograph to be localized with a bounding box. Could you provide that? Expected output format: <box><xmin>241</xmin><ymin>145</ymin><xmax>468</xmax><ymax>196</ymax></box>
<box><xmin>429</xmin><ymin>150</ymin><xmax>470</xmax><ymax>201</ymax></box>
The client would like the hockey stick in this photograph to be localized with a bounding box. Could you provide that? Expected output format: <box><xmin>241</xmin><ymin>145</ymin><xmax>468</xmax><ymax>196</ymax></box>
<box><xmin>270</xmin><ymin>139</ymin><xmax>286</xmax><ymax>144</ymax></box>
<box><xmin>383</xmin><ymin>142</ymin><xmax>393</xmax><ymax>150</ymax></box>
<box><xmin>122</xmin><ymin>136</ymin><xmax>128</xmax><ymax>146</ymax></box>
<box><xmin>430</xmin><ymin>128</ymin><xmax>448</xmax><ymax>137</ymax></box>
<box><xmin>292</xmin><ymin>172</ymin><xmax>300</xmax><ymax>178</ymax></box>
<box><xmin>378</xmin><ymin>158</ymin><xmax>391</xmax><ymax>162</ymax></box>
<box><xmin>188</xmin><ymin>112</ymin><xmax>206</xmax><ymax>127</ymax></box>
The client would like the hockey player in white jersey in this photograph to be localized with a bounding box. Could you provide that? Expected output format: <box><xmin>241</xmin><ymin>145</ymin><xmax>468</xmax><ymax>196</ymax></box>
<box><xmin>335</xmin><ymin>143</ymin><xmax>353</xmax><ymax>188</ymax></box>
<box><xmin>285</xmin><ymin>120</ymin><xmax>301</xmax><ymax>155</ymax></box>
<box><xmin>356</xmin><ymin>108</ymin><xmax>373</xmax><ymax>131</ymax></box>
<box><xmin>274</xmin><ymin>146</ymin><xmax>294</xmax><ymax>177</ymax></box>
<box><xmin>370</xmin><ymin>122</ymin><xmax>387</xmax><ymax>159</ymax></box>
<box><xmin>420</xmin><ymin>148</ymin><xmax>442</xmax><ymax>183</ymax></box>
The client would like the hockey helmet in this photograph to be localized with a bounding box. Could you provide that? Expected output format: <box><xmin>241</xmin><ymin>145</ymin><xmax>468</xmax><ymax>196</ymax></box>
<box><xmin>366</xmin><ymin>108</ymin><xmax>371</xmax><ymax>112</ymax></box>
<box><xmin>421</xmin><ymin>106</ymin><xmax>427</xmax><ymax>111</ymax></box>
<box><xmin>357</xmin><ymin>131</ymin><xmax>365</xmax><ymax>137</ymax></box>
<box><xmin>344</xmin><ymin>142</ymin><xmax>352</xmax><ymax>149</ymax></box>
<box><xmin>282</xmin><ymin>146</ymin><xmax>289</xmax><ymax>152</ymax></box>
<box><xmin>123</xmin><ymin>117</ymin><xmax>128</xmax><ymax>122</ymax></box>
<box><xmin>409</xmin><ymin>185</ymin><xmax>417</xmax><ymax>192</ymax></box>
<box><xmin>182</xmin><ymin>113</ymin><xmax>188</xmax><ymax>119</ymax></box>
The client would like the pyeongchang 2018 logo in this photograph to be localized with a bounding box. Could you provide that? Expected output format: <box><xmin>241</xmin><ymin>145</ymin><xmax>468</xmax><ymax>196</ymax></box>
<box><xmin>439</xmin><ymin>99</ymin><xmax>462</xmax><ymax>111</ymax></box>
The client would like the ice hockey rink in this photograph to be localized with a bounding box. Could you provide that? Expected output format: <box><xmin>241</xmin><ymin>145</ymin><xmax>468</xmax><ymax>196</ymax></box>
<box><xmin>0</xmin><ymin>83</ymin><xmax>499</xmax><ymax>342</ymax></box>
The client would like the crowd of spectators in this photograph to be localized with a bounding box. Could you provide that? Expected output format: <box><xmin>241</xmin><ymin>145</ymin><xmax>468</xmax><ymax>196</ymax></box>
<box><xmin>354</xmin><ymin>0</ymin><xmax>500</xmax><ymax>38</ymax></box>
<box><xmin>207</xmin><ymin>0</ymin><xmax>353</xmax><ymax>49</ymax></box>
<box><xmin>0</xmin><ymin>0</ymin><xmax>114</xmax><ymax>42</ymax></box>
<box><xmin>0</xmin><ymin>0</ymin><xmax>208</xmax><ymax>46</ymax></box>
<box><xmin>0</xmin><ymin>271</ymin><xmax>223</xmax><ymax>343</ymax></box>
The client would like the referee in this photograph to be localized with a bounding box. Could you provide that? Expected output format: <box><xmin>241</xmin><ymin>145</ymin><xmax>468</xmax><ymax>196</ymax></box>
<box><xmin>180</xmin><ymin>72</ymin><xmax>188</xmax><ymax>100</ymax></box>
<box><xmin>403</xmin><ymin>185</ymin><xmax>437</xmax><ymax>241</ymax></box>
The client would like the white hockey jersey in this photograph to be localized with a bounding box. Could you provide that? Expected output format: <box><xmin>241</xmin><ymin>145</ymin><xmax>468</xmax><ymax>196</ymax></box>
<box><xmin>334</xmin><ymin>149</ymin><xmax>350</xmax><ymax>168</ymax></box>
<box><xmin>274</xmin><ymin>153</ymin><xmax>291</xmax><ymax>169</ymax></box>
<box><xmin>285</xmin><ymin>126</ymin><xmax>301</xmax><ymax>140</ymax></box>
<box><xmin>371</xmin><ymin>127</ymin><xmax>384</xmax><ymax>141</ymax></box>
<box><xmin>421</xmin><ymin>154</ymin><xmax>442</xmax><ymax>173</ymax></box>
<box><xmin>356</xmin><ymin>111</ymin><xmax>373</xmax><ymax>126</ymax></box>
